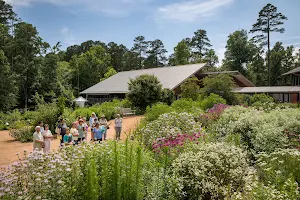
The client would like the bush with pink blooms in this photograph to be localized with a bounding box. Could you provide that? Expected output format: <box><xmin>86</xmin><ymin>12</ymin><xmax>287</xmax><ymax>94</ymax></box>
<box><xmin>199</xmin><ymin>103</ymin><xmax>230</xmax><ymax>127</ymax></box>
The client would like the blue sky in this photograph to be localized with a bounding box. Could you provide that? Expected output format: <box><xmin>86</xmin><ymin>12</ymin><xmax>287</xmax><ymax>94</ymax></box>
<box><xmin>6</xmin><ymin>0</ymin><xmax>300</xmax><ymax>63</ymax></box>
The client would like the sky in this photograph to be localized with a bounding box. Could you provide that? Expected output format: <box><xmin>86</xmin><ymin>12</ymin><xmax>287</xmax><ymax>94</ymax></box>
<box><xmin>5</xmin><ymin>0</ymin><xmax>300</xmax><ymax>63</ymax></box>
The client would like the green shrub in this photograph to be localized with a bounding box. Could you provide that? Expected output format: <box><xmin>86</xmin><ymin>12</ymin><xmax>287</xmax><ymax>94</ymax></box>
<box><xmin>212</xmin><ymin>107</ymin><xmax>300</xmax><ymax>153</ymax></box>
<box><xmin>200</xmin><ymin>93</ymin><xmax>226</xmax><ymax>110</ymax></box>
<box><xmin>250</xmin><ymin>93</ymin><xmax>274</xmax><ymax>105</ymax></box>
<box><xmin>9</xmin><ymin>126</ymin><xmax>33</xmax><ymax>142</ymax></box>
<box><xmin>144</xmin><ymin>103</ymin><xmax>174</xmax><ymax>122</ymax></box>
<box><xmin>32</xmin><ymin>103</ymin><xmax>59</xmax><ymax>132</ymax></box>
<box><xmin>171</xmin><ymin>142</ymin><xmax>251</xmax><ymax>199</ymax></box>
<box><xmin>171</xmin><ymin>98</ymin><xmax>202</xmax><ymax>116</ymax></box>
<box><xmin>137</xmin><ymin>112</ymin><xmax>201</xmax><ymax>147</ymax></box>
<box><xmin>161</xmin><ymin>88</ymin><xmax>175</xmax><ymax>105</ymax></box>
<box><xmin>256</xmin><ymin>149</ymin><xmax>300</xmax><ymax>190</ymax></box>
<box><xmin>62</xmin><ymin>108</ymin><xmax>77</xmax><ymax>127</ymax></box>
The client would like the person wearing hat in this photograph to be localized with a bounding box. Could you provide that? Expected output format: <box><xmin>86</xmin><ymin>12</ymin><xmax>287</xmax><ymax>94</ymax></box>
<box><xmin>114</xmin><ymin>114</ymin><xmax>122</xmax><ymax>140</ymax></box>
<box><xmin>99</xmin><ymin>115</ymin><xmax>108</xmax><ymax>140</ymax></box>
<box><xmin>33</xmin><ymin>126</ymin><xmax>44</xmax><ymax>151</ymax></box>
<box><xmin>77</xmin><ymin>119</ymin><xmax>85</xmax><ymax>143</ymax></box>
<box><xmin>89</xmin><ymin>112</ymin><xmax>98</xmax><ymax>129</ymax></box>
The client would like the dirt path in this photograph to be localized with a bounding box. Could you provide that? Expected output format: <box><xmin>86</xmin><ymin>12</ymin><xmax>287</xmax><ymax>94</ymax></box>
<box><xmin>0</xmin><ymin>116</ymin><xmax>143</xmax><ymax>167</ymax></box>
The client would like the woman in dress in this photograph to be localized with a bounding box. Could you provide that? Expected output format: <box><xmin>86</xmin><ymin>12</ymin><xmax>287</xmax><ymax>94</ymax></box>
<box><xmin>99</xmin><ymin>115</ymin><xmax>108</xmax><ymax>140</ymax></box>
<box><xmin>77</xmin><ymin>119</ymin><xmax>85</xmax><ymax>143</ymax></box>
<box><xmin>70</xmin><ymin>122</ymin><xmax>79</xmax><ymax>145</ymax></box>
<box><xmin>89</xmin><ymin>112</ymin><xmax>98</xmax><ymax>130</ymax></box>
<box><xmin>42</xmin><ymin>124</ymin><xmax>53</xmax><ymax>153</ymax></box>
<box><xmin>33</xmin><ymin>126</ymin><xmax>44</xmax><ymax>151</ymax></box>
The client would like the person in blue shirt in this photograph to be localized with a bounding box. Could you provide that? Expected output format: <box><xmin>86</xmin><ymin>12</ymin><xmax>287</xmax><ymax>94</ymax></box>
<box><xmin>63</xmin><ymin>127</ymin><xmax>73</xmax><ymax>146</ymax></box>
<box><xmin>93</xmin><ymin>123</ymin><xmax>105</xmax><ymax>143</ymax></box>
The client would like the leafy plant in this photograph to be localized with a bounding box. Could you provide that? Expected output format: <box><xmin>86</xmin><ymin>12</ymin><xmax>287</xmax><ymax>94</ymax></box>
<box><xmin>9</xmin><ymin>126</ymin><xmax>33</xmax><ymax>142</ymax></box>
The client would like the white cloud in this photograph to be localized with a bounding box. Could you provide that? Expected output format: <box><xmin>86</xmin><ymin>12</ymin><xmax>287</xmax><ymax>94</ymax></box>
<box><xmin>4</xmin><ymin>0</ymin><xmax>152</xmax><ymax>17</ymax></box>
<box><xmin>60</xmin><ymin>27</ymin><xmax>76</xmax><ymax>46</ymax></box>
<box><xmin>156</xmin><ymin>0</ymin><xmax>234</xmax><ymax>22</ymax></box>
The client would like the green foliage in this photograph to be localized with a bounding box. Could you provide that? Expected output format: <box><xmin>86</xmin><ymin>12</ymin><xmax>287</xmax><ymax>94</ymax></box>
<box><xmin>57</xmin><ymin>96</ymin><xmax>66</xmax><ymax>115</ymax></box>
<box><xmin>127</xmin><ymin>74</ymin><xmax>162</xmax><ymax>111</ymax></box>
<box><xmin>100</xmin><ymin>67</ymin><xmax>117</xmax><ymax>81</ymax></box>
<box><xmin>171</xmin><ymin>143</ymin><xmax>251</xmax><ymax>199</ymax></box>
<box><xmin>33</xmin><ymin>103</ymin><xmax>60</xmax><ymax>132</ymax></box>
<box><xmin>180</xmin><ymin>77</ymin><xmax>200</xmax><ymax>100</ymax></box>
<box><xmin>9</xmin><ymin>126</ymin><xmax>33</xmax><ymax>142</ymax></box>
<box><xmin>160</xmin><ymin>88</ymin><xmax>175</xmax><ymax>105</ymax></box>
<box><xmin>200</xmin><ymin>93</ymin><xmax>226</xmax><ymax>110</ymax></box>
<box><xmin>137</xmin><ymin>112</ymin><xmax>201</xmax><ymax>147</ymax></box>
<box><xmin>144</xmin><ymin>103</ymin><xmax>174</xmax><ymax>122</ymax></box>
<box><xmin>212</xmin><ymin>107</ymin><xmax>300</xmax><ymax>153</ymax></box>
<box><xmin>250</xmin><ymin>93</ymin><xmax>274</xmax><ymax>105</ymax></box>
<box><xmin>172</xmin><ymin>40</ymin><xmax>190</xmax><ymax>65</ymax></box>
<box><xmin>201</xmin><ymin>74</ymin><xmax>236</xmax><ymax>104</ymax></box>
<box><xmin>0</xmin><ymin>50</ymin><xmax>17</xmax><ymax>111</ymax></box>
<box><xmin>0</xmin><ymin>141</ymin><xmax>159</xmax><ymax>200</ymax></box>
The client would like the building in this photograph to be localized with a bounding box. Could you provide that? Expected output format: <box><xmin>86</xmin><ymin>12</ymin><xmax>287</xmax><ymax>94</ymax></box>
<box><xmin>234</xmin><ymin>67</ymin><xmax>300</xmax><ymax>103</ymax></box>
<box><xmin>80</xmin><ymin>63</ymin><xmax>254</xmax><ymax>104</ymax></box>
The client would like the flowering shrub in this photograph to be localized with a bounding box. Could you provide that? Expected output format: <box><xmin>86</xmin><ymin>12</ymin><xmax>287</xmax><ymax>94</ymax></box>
<box><xmin>199</xmin><ymin>103</ymin><xmax>230</xmax><ymax>127</ymax></box>
<box><xmin>212</xmin><ymin>107</ymin><xmax>300</xmax><ymax>153</ymax></box>
<box><xmin>256</xmin><ymin>149</ymin><xmax>300</xmax><ymax>191</ymax></box>
<box><xmin>0</xmin><ymin>141</ymin><xmax>159</xmax><ymax>200</ymax></box>
<box><xmin>171</xmin><ymin>142</ymin><xmax>251</xmax><ymax>199</ymax></box>
<box><xmin>152</xmin><ymin>133</ymin><xmax>204</xmax><ymax>166</ymax></box>
<box><xmin>144</xmin><ymin>103</ymin><xmax>174</xmax><ymax>122</ymax></box>
<box><xmin>137</xmin><ymin>112</ymin><xmax>202</xmax><ymax>147</ymax></box>
<box><xmin>9</xmin><ymin>126</ymin><xmax>33</xmax><ymax>142</ymax></box>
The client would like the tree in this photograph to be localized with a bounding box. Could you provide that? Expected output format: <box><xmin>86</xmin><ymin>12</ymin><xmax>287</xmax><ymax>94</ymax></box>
<box><xmin>161</xmin><ymin>88</ymin><xmax>175</xmax><ymax>105</ymax></box>
<box><xmin>200</xmin><ymin>74</ymin><xmax>236</xmax><ymax>104</ymax></box>
<box><xmin>144</xmin><ymin>39</ymin><xmax>168</xmax><ymax>68</ymax></box>
<box><xmin>173</xmin><ymin>40</ymin><xmax>190</xmax><ymax>65</ymax></box>
<box><xmin>191</xmin><ymin>29</ymin><xmax>212</xmax><ymax>59</ymax></box>
<box><xmin>247</xmin><ymin>46</ymin><xmax>267</xmax><ymax>86</ymax></box>
<box><xmin>223</xmin><ymin>30</ymin><xmax>256</xmax><ymax>76</ymax></box>
<box><xmin>0</xmin><ymin>50</ymin><xmax>17</xmax><ymax>111</ymax></box>
<box><xmin>107</xmin><ymin>42</ymin><xmax>128</xmax><ymax>71</ymax></box>
<box><xmin>203</xmin><ymin>49</ymin><xmax>219</xmax><ymax>68</ymax></box>
<box><xmin>180</xmin><ymin>77</ymin><xmax>200</xmax><ymax>101</ymax></box>
<box><xmin>250</xmin><ymin>3</ymin><xmax>288</xmax><ymax>86</ymax></box>
<box><xmin>70</xmin><ymin>45</ymin><xmax>111</xmax><ymax>96</ymax></box>
<box><xmin>127</xmin><ymin>74</ymin><xmax>162</xmax><ymax>111</ymax></box>
<box><xmin>131</xmin><ymin>36</ymin><xmax>148</xmax><ymax>69</ymax></box>
<box><xmin>56</xmin><ymin>61</ymin><xmax>74</xmax><ymax>104</ymax></box>
<box><xmin>100</xmin><ymin>67</ymin><xmax>117</xmax><ymax>81</ymax></box>
<box><xmin>0</xmin><ymin>0</ymin><xmax>18</xmax><ymax>26</ymax></box>
<box><xmin>270</xmin><ymin>42</ymin><xmax>285</xmax><ymax>86</ymax></box>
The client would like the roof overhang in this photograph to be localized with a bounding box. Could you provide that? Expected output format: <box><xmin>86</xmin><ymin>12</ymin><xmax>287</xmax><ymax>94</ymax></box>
<box><xmin>233</xmin><ymin>86</ymin><xmax>300</xmax><ymax>94</ymax></box>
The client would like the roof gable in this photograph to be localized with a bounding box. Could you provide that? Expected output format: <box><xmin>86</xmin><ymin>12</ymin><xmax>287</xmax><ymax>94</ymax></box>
<box><xmin>81</xmin><ymin>63</ymin><xmax>207</xmax><ymax>94</ymax></box>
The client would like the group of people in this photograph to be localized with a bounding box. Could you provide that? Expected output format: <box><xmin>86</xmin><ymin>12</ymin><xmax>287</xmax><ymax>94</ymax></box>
<box><xmin>32</xmin><ymin>113</ymin><xmax>123</xmax><ymax>153</ymax></box>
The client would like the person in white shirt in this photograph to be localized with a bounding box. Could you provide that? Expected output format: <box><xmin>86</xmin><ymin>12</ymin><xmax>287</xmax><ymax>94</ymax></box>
<box><xmin>33</xmin><ymin>126</ymin><xmax>44</xmax><ymax>151</ymax></box>
<box><xmin>99</xmin><ymin>115</ymin><xmax>108</xmax><ymax>140</ymax></box>
<box><xmin>114</xmin><ymin>114</ymin><xmax>122</xmax><ymax>140</ymax></box>
<box><xmin>42</xmin><ymin>124</ymin><xmax>53</xmax><ymax>153</ymax></box>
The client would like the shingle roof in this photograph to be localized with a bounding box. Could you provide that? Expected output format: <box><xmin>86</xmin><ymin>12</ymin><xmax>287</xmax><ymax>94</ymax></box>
<box><xmin>233</xmin><ymin>86</ymin><xmax>300</xmax><ymax>93</ymax></box>
<box><xmin>282</xmin><ymin>67</ymin><xmax>300</xmax><ymax>76</ymax></box>
<box><xmin>81</xmin><ymin>63</ymin><xmax>207</xmax><ymax>94</ymax></box>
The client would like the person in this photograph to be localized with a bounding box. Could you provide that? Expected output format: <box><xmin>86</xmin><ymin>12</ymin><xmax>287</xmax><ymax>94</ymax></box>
<box><xmin>77</xmin><ymin>119</ymin><xmax>85</xmax><ymax>143</ymax></box>
<box><xmin>99</xmin><ymin>115</ymin><xmax>108</xmax><ymax>140</ymax></box>
<box><xmin>83</xmin><ymin>117</ymin><xmax>88</xmax><ymax>139</ymax></box>
<box><xmin>39</xmin><ymin>121</ymin><xmax>44</xmax><ymax>133</ymax></box>
<box><xmin>58</xmin><ymin>119</ymin><xmax>67</xmax><ymax>146</ymax></box>
<box><xmin>90</xmin><ymin>118</ymin><xmax>98</xmax><ymax>142</ymax></box>
<box><xmin>70</xmin><ymin>122</ymin><xmax>79</xmax><ymax>145</ymax></box>
<box><xmin>42</xmin><ymin>124</ymin><xmax>53</xmax><ymax>153</ymax></box>
<box><xmin>93</xmin><ymin>123</ymin><xmax>105</xmax><ymax>143</ymax></box>
<box><xmin>63</xmin><ymin>127</ymin><xmax>73</xmax><ymax>146</ymax></box>
<box><xmin>75</xmin><ymin>116</ymin><xmax>82</xmax><ymax>126</ymax></box>
<box><xmin>33</xmin><ymin>126</ymin><xmax>44</xmax><ymax>151</ymax></box>
<box><xmin>89</xmin><ymin>112</ymin><xmax>98</xmax><ymax>129</ymax></box>
<box><xmin>114</xmin><ymin>114</ymin><xmax>123</xmax><ymax>140</ymax></box>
